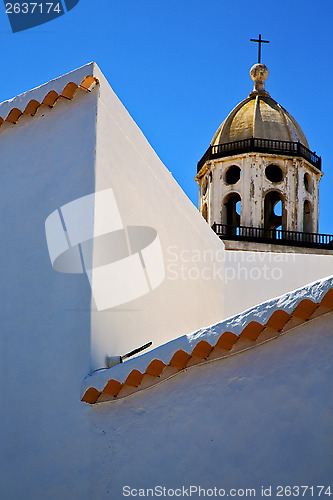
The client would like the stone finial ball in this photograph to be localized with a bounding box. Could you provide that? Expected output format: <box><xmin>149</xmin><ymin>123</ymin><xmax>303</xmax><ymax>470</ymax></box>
<box><xmin>250</xmin><ymin>63</ymin><xmax>269</xmax><ymax>82</ymax></box>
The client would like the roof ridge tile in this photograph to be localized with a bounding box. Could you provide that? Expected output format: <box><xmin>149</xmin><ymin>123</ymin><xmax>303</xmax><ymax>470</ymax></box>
<box><xmin>0</xmin><ymin>75</ymin><xmax>99</xmax><ymax>130</ymax></box>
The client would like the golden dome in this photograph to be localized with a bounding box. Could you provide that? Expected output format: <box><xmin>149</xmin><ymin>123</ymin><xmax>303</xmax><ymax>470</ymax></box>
<box><xmin>211</xmin><ymin>64</ymin><xmax>309</xmax><ymax>149</ymax></box>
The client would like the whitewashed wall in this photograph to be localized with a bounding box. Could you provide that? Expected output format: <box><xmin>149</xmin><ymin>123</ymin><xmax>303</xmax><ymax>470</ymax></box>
<box><xmin>1</xmin><ymin>63</ymin><xmax>332</xmax><ymax>500</ymax></box>
<box><xmin>0</xmin><ymin>65</ymin><xmax>97</xmax><ymax>498</ymax></box>
<box><xmin>89</xmin><ymin>311</ymin><xmax>333</xmax><ymax>498</ymax></box>
<box><xmin>224</xmin><ymin>250</ymin><xmax>333</xmax><ymax>317</ymax></box>
<box><xmin>0</xmin><ymin>62</ymin><xmax>225</xmax><ymax>498</ymax></box>
<box><xmin>90</xmin><ymin>65</ymin><xmax>225</xmax><ymax>369</ymax></box>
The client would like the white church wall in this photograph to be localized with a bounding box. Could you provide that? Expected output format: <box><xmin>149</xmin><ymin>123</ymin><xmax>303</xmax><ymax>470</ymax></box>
<box><xmin>2</xmin><ymin>62</ymin><xmax>331</xmax><ymax>500</ymax></box>
<box><xmin>89</xmin><ymin>64</ymin><xmax>225</xmax><ymax>370</ymax></box>
<box><xmin>0</xmin><ymin>73</ymin><xmax>99</xmax><ymax>498</ymax></box>
<box><xmin>1</xmin><ymin>63</ymin><xmax>227</xmax><ymax>498</ymax></box>
<box><xmin>224</xmin><ymin>250</ymin><xmax>333</xmax><ymax>318</ymax></box>
<box><xmin>87</xmin><ymin>311</ymin><xmax>333</xmax><ymax>497</ymax></box>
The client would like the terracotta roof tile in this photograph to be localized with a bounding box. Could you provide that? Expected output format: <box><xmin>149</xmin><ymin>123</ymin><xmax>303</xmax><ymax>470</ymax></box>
<box><xmin>6</xmin><ymin>108</ymin><xmax>22</xmax><ymax>124</ymax></box>
<box><xmin>215</xmin><ymin>331</ymin><xmax>238</xmax><ymax>351</ymax></box>
<box><xmin>24</xmin><ymin>100</ymin><xmax>40</xmax><ymax>116</ymax></box>
<box><xmin>125</xmin><ymin>370</ymin><xmax>144</xmax><ymax>388</ymax></box>
<box><xmin>191</xmin><ymin>340</ymin><xmax>213</xmax><ymax>359</ymax></box>
<box><xmin>239</xmin><ymin>321</ymin><xmax>264</xmax><ymax>341</ymax></box>
<box><xmin>145</xmin><ymin>359</ymin><xmax>166</xmax><ymax>377</ymax></box>
<box><xmin>265</xmin><ymin>310</ymin><xmax>290</xmax><ymax>331</ymax></box>
<box><xmin>293</xmin><ymin>298</ymin><xmax>318</xmax><ymax>320</ymax></box>
<box><xmin>320</xmin><ymin>289</ymin><xmax>333</xmax><ymax>308</ymax></box>
<box><xmin>61</xmin><ymin>82</ymin><xmax>79</xmax><ymax>100</ymax></box>
<box><xmin>81</xmin><ymin>387</ymin><xmax>101</xmax><ymax>404</ymax></box>
<box><xmin>43</xmin><ymin>91</ymin><xmax>59</xmax><ymax>107</ymax></box>
<box><xmin>103</xmin><ymin>380</ymin><xmax>122</xmax><ymax>397</ymax></box>
<box><xmin>170</xmin><ymin>350</ymin><xmax>191</xmax><ymax>370</ymax></box>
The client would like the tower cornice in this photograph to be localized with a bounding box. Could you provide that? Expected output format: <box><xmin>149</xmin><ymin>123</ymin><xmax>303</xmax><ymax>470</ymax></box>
<box><xmin>197</xmin><ymin>137</ymin><xmax>321</xmax><ymax>176</ymax></box>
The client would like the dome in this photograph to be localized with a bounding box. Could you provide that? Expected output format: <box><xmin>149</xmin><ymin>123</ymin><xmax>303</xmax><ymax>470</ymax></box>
<box><xmin>211</xmin><ymin>64</ymin><xmax>309</xmax><ymax>149</ymax></box>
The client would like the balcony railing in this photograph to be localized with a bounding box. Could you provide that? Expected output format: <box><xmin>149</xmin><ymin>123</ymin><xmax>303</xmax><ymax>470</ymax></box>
<box><xmin>212</xmin><ymin>223</ymin><xmax>333</xmax><ymax>250</ymax></box>
<box><xmin>197</xmin><ymin>138</ymin><xmax>321</xmax><ymax>173</ymax></box>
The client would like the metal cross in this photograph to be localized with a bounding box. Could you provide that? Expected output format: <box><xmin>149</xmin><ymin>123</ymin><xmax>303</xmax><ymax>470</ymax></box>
<box><xmin>250</xmin><ymin>34</ymin><xmax>269</xmax><ymax>63</ymax></box>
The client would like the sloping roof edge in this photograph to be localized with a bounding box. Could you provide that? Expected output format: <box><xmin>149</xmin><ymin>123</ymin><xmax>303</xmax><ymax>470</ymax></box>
<box><xmin>0</xmin><ymin>73</ymin><xmax>99</xmax><ymax>128</ymax></box>
<box><xmin>81</xmin><ymin>275</ymin><xmax>333</xmax><ymax>404</ymax></box>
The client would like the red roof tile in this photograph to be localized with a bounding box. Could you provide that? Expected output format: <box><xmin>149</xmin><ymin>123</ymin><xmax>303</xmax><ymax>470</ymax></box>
<box><xmin>0</xmin><ymin>75</ymin><xmax>99</xmax><ymax>128</ymax></box>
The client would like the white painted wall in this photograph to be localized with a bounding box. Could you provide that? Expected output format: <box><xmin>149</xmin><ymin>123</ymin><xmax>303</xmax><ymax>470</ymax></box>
<box><xmin>0</xmin><ymin>65</ymin><xmax>98</xmax><ymax>499</ymax></box>
<box><xmin>0</xmin><ymin>62</ymin><xmax>224</xmax><ymax>497</ymax></box>
<box><xmin>90</xmin><ymin>64</ymin><xmax>225</xmax><ymax>370</ymax></box>
<box><xmin>224</xmin><ymin>250</ymin><xmax>333</xmax><ymax>318</ymax></box>
<box><xmin>89</xmin><ymin>312</ymin><xmax>333</xmax><ymax>498</ymax></box>
<box><xmin>1</xmin><ymin>63</ymin><xmax>332</xmax><ymax>500</ymax></box>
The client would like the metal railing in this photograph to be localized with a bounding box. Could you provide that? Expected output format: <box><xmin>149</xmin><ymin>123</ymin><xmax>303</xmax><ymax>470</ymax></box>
<box><xmin>197</xmin><ymin>138</ymin><xmax>321</xmax><ymax>173</ymax></box>
<box><xmin>212</xmin><ymin>223</ymin><xmax>333</xmax><ymax>249</ymax></box>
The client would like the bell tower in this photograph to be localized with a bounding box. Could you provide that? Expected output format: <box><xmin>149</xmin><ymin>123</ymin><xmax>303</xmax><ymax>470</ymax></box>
<box><xmin>195</xmin><ymin>57</ymin><xmax>325</xmax><ymax>252</ymax></box>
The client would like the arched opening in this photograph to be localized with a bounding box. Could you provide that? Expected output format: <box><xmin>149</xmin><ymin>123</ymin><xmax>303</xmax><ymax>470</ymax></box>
<box><xmin>202</xmin><ymin>176</ymin><xmax>208</xmax><ymax>196</ymax></box>
<box><xmin>265</xmin><ymin>164</ymin><xmax>283</xmax><ymax>183</ymax></box>
<box><xmin>303</xmin><ymin>200</ymin><xmax>312</xmax><ymax>233</ymax></box>
<box><xmin>223</xmin><ymin>193</ymin><xmax>241</xmax><ymax>235</ymax></box>
<box><xmin>202</xmin><ymin>203</ymin><xmax>208</xmax><ymax>222</ymax></box>
<box><xmin>264</xmin><ymin>191</ymin><xmax>284</xmax><ymax>234</ymax></box>
<box><xmin>304</xmin><ymin>173</ymin><xmax>313</xmax><ymax>194</ymax></box>
<box><xmin>225</xmin><ymin>165</ymin><xmax>241</xmax><ymax>185</ymax></box>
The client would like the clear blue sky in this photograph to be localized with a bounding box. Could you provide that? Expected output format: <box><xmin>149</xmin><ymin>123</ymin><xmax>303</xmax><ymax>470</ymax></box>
<box><xmin>1</xmin><ymin>0</ymin><xmax>332</xmax><ymax>232</ymax></box>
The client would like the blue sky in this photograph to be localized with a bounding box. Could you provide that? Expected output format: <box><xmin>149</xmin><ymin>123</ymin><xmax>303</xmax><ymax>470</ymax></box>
<box><xmin>1</xmin><ymin>0</ymin><xmax>332</xmax><ymax>232</ymax></box>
